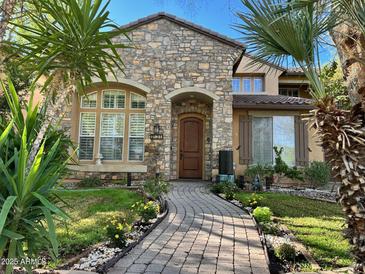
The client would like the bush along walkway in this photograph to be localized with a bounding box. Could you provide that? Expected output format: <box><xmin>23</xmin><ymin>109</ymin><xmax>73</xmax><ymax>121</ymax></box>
<box><xmin>108</xmin><ymin>182</ymin><xmax>270</xmax><ymax>274</ymax></box>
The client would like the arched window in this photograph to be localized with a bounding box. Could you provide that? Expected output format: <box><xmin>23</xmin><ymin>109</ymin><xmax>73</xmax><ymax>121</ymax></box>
<box><xmin>78</xmin><ymin>89</ymin><xmax>146</xmax><ymax>162</ymax></box>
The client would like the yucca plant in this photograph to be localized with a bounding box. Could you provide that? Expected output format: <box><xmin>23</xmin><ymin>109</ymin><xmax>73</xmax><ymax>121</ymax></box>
<box><xmin>6</xmin><ymin>0</ymin><xmax>129</xmax><ymax>167</ymax></box>
<box><xmin>0</xmin><ymin>79</ymin><xmax>73</xmax><ymax>273</ymax></box>
<box><xmin>237</xmin><ymin>0</ymin><xmax>365</xmax><ymax>272</ymax></box>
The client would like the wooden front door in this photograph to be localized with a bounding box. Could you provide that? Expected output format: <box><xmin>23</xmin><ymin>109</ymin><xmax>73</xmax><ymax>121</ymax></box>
<box><xmin>179</xmin><ymin>117</ymin><xmax>203</xmax><ymax>179</ymax></box>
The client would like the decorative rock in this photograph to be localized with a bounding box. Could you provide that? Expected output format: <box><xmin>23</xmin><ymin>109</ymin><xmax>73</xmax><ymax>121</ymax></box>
<box><xmin>269</xmin><ymin>187</ymin><xmax>337</xmax><ymax>202</ymax></box>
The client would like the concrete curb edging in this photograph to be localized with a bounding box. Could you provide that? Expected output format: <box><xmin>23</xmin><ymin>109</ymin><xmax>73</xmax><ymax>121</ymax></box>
<box><xmin>95</xmin><ymin>196</ymin><xmax>169</xmax><ymax>274</ymax></box>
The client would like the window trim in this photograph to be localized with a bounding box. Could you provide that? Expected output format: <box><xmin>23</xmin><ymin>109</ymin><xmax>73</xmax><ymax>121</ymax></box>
<box><xmin>232</xmin><ymin>76</ymin><xmax>265</xmax><ymax>94</ymax></box>
<box><xmin>127</xmin><ymin>113</ymin><xmax>145</xmax><ymax>162</ymax></box>
<box><xmin>101</xmin><ymin>89</ymin><xmax>126</xmax><ymax>110</ymax></box>
<box><xmin>77</xmin><ymin>88</ymin><xmax>146</xmax><ymax>164</ymax></box>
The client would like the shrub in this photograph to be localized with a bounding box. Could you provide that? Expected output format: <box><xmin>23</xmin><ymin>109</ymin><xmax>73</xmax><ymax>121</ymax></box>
<box><xmin>242</xmin><ymin>193</ymin><xmax>264</xmax><ymax>208</ymax></box>
<box><xmin>244</xmin><ymin>164</ymin><xmax>274</xmax><ymax>180</ymax></box>
<box><xmin>132</xmin><ymin>201</ymin><xmax>160</xmax><ymax>222</ymax></box>
<box><xmin>304</xmin><ymin>161</ymin><xmax>331</xmax><ymax>188</ymax></box>
<box><xmin>0</xmin><ymin>81</ymin><xmax>73</xmax><ymax>272</ymax></box>
<box><xmin>79</xmin><ymin>176</ymin><xmax>102</xmax><ymax>188</ymax></box>
<box><xmin>222</xmin><ymin>182</ymin><xmax>239</xmax><ymax>200</ymax></box>
<box><xmin>261</xmin><ymin>222</ymin><xmax>280</xmax><ymax>235</ymax></box>
<box><xmin>211</xmin><ymin>183</ymin><xmax>225</xmax><ymax>194</ymax></box>
<box><xmin>105</xmin><ymin>216</ymin><xmax>132</xmax><ymax>248</ymax></box>
<box><xmin>143</xmin><ymin>178</ymin><xmax>170</xmax><ymax>200</ymax></box>
<box><xmin>275</xmin><ymin>243</ymin><xmax>297</xmax><ymax>262</ymax></box>
<box><xmin>252</xmin><ymin>206</ymin><xmax>273</xmax><ymax>223</ymax></box>
<box><xmin>273</xmin><ymin>146</ymin><xmax>304</xmax><ymax>181</ymax></box>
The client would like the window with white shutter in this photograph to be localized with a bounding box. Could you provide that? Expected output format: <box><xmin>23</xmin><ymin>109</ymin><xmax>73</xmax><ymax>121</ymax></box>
<box><xmin>81</xmin><ymin>93</ymin><xmax>97</xmax><ymax>108</ymax></box>
<box><xmin>129</xmin><ymin>113</ymin><xmax>145</xmax><ymax>161</ymax></box>
<box><xmin>77</xmin><ymin>88</ymin><xmax>145</xmax><ymax>163</ymax></box>
<box><xmin>79</xmin><ymin>112</ymin><xmax>96</xmax><ymax>160</ymax></box>
<box><xmin>102</xmin><ymin>90</ymin><xmax>125</xmax><ymax>109</ymax></box>
<box><xmin>100</xmin><ymin>113</ymin><xmax>125</xmax><ymax>160</ymax></box>
<box><xmin>131</xmin><ymin>93</ymin><xmax>146</xmax><ymax>109</ymax></box>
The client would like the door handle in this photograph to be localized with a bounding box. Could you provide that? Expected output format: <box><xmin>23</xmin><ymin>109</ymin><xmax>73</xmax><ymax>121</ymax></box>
<box><xmin>180</xmin><ymin>152</ymin><xmax>183</xmax><ymax>160</ymax></box>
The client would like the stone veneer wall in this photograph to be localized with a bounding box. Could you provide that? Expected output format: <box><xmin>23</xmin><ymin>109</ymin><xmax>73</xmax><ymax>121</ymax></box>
<box><xmin>64</xmin><ymin>17</ymin><xmax>242</xmax><ymax>180</ymax></box>
<box><xmin>115</xmin><ymin>18</ymin><xmax>241</xmax><ymax>180</ymax></box>
<box><xmin>170</xmin><ymin>99</ymin><xmax>213</xmax><ymax>180</ymax></box>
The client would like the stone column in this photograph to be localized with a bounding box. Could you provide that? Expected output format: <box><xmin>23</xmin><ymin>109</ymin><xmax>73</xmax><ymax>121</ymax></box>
<box><xmin>211</xmin><ymin>95</ymin><xmax>233</xmax><ymax>178</ymax></box>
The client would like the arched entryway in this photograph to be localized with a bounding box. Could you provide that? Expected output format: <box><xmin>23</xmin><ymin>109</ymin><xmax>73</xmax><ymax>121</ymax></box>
<box><xmin>179</xmin><ymin>115</ymin><xmax>204</xmax><ymax>179</ymax></box>
<box><xmin>167</xmin><ymin>87</ymin><xmax>215</xmax><ymax>181</ymax></box>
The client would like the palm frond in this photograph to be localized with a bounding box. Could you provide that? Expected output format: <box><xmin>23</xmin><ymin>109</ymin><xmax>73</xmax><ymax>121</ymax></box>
<box><xmin>8</xmin><ymin>0</ymin><xmax>130</xmax><ymax>91</ymax></box>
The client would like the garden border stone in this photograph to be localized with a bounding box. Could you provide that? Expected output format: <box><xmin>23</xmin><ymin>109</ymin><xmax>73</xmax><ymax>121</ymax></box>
<box><xmin>95</xmin><ymin>196</ymin><xmax>169</xmax><ymax>274</ymax></box>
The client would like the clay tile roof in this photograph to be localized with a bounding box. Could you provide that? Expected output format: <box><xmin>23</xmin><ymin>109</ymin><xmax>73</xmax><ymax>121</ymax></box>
<box><xmin>120</xmin><ymin>12</ymin><xmax>245</xmax><ymax>49</ymax></box>
<box><xmin>233</xmin><ymin>94</ymin><xmax>314</xmax><ymax>110</ymax></box>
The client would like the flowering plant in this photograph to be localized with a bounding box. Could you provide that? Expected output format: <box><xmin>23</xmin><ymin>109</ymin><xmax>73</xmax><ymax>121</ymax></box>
<box><xmin>131</xmin><ymin>201</ymin><xmax>159</xmax><ymax>222</ymax></box>
<box><xmin>105</xmin><ymin>216</ymin><xmax>132</xmax><ymax>248</ymax></box>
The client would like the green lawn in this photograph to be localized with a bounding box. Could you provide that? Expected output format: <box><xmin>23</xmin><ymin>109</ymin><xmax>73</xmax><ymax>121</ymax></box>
<box><xmin>235</xmin><ymin>192</ymin><xmax>352</xmax><ymax>269</ymax></box>
<box><xmin>54</xmin><ymin>188</ymin><xmax>143</xmax><ymax>257</ymax></box>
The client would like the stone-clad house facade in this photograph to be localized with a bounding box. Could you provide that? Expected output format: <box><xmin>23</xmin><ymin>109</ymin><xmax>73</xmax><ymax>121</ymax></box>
<box><xmin>66</xmin><ymin>13</ymin><xmax>324</xmax><ymax>182</ymax></box>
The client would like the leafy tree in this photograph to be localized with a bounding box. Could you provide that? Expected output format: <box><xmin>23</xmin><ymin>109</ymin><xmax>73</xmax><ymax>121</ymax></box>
<box><xmin>236</xmin><ymin>0</ymin><xmax>365</xmax><ymax>272</ymax></box>
<box><xmin>320</xmin><ymin>60</ymin><xmax>349</xmax><ymax>109</ymax></box>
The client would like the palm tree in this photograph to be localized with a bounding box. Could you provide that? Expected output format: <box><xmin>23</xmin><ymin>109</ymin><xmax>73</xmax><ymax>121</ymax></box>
<box><xmin>236</xmin><ymin>0</ymin><xmax>365</xmax><ymax>272</ymax></box>
<box><xmin>7</xmin><ymin>0</ymin><xmax>129</xmax><ymax>166</ymax></box>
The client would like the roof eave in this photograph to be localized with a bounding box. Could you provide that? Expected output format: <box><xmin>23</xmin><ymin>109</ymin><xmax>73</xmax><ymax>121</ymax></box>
<box><xmin>120</xmin><ymin>12</ymin><xmax>246</xmax><ymax>49</ymax></box>
<box><xmin>233</xmin><ymin>103</ymin><xmax>315</xmax><ymax>110</ymax></box>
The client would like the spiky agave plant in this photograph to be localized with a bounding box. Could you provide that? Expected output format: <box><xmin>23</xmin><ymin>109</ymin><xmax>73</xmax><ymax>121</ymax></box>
<box><xmin>0</xmin><ymin>80</ymin><xmax>73</xmax><ymax>273</ymax></box>
<box><xmin>236</xmin><ymin>0</ymin><xmax>365</xmax><ymax>271</ymax></box>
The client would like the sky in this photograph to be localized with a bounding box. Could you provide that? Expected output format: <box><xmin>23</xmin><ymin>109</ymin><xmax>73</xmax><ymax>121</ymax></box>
<box><xmin>106</xmin><ymin>0</ymin><xmax>335</xmax><ymax>65</ymax></box>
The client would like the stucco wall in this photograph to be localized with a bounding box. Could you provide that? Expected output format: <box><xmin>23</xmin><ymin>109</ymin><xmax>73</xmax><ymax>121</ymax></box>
<box><xmin>232</xmin><ymin>108</ymin><xmax>324</xmax><ymax>176</ymax></box>
<box><xmin>234</xmin><ymin>55</ymin><xmax>284</xmax><ymax>95</ymax></box>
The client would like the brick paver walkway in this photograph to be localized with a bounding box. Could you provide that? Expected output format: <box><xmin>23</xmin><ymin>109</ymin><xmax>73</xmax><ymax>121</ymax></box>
<box><xmin>109</xmin><ymin>182</ymin><xmax>269</xmax><ymax>274</ymax></box>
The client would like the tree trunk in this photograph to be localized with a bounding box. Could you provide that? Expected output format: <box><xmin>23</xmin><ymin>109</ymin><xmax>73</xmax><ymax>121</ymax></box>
<box><xmin>328</xmin><ymin>22</ymin><xmax>365</xmax><ymax>273</ymax></box>
<box><xmin>0</xmin><ymin>0</ymin><xmax>17</xmax><ymax>43</ymax></box>
<box><xmin>27</xmin><ymin>72</ymin><xmax>75</xmax><ymax>168</ymax></box>
<box><xmin>330</xmin><ymin>23</ymin><xmax>365</xmax><ymax>108</ymax></box>
<box><xmin>311</xmin><ymin>100</ymin><xmax>365</xmax><ymax>273</ymax></box>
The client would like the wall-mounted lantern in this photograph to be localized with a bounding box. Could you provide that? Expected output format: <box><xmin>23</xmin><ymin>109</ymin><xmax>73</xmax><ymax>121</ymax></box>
<box><xmin>150</xmin><ymin>123</ymin><xmax>164</xmax><ymax>140</ymax></box>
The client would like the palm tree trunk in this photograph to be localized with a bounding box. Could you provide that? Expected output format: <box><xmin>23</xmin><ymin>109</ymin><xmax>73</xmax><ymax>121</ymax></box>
<box><xmin>0</xmin><ymin>0</ymin><xmax>17</xmax><ymax>42</ymax></box>
<box><xmin>27</xmin><ymin>74</ymin><xmax>75</xmax><ymax>168</ymax></box>
<box><xmin>311</xmin><ymin>99</ymin><xmax>365</xmax><ymax>273</ymax></box>
<box><xmin>330</xmin><ymin>23</ymin><xmax>365</xmax><ymax>108</ymax></box>
<box><xmin>329</xmin><ymin>23</ymin><xmax>365</xmax><ymax>273</ymax></box>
